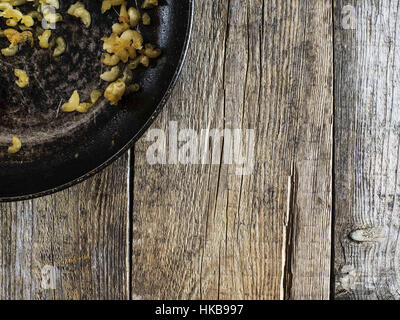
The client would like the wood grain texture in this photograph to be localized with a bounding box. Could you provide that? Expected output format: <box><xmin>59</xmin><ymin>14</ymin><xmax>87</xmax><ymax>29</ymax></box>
<box><xmin>0</xmin><ymin>154</ymin><xmax>129</xmax><ymax>300</ymax></box>
<box><xmin>334</xmin><ymin>0</ymin><xmax>400</xmax><ymax>299</ymax></box>
<box><xmin>0</xmin><ymin>0</ymin><xmax>335</xmax><ymax>300</ymax></box>
<box><xmin>132</xmin><ymin>0</ymin><xmax>333</xmax><ymax>300</ymax></box>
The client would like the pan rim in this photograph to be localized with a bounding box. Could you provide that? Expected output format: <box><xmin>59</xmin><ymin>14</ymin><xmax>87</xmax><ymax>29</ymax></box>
<box><xmin>0</xmin><ymin>0</ymin><xmax>194</xmax><ymax>202</ymax></box>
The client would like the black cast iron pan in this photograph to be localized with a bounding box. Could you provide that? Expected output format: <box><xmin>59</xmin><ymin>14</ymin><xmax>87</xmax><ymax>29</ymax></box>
<box><xmin>0</xmin><ymin>0</ymin><xmax>193</xmax><ymax>201</ymax></box>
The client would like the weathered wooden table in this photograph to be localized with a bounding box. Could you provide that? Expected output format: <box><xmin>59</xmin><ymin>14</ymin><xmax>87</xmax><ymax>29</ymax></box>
<box><xmin>0</xmin><ymin>0</ymin><xmax>398</xmax><ymax>300</ymax></box>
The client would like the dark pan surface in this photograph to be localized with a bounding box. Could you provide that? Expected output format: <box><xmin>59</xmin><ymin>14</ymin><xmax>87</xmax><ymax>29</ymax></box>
<box><xmin>0</xmin><ymin>0</ymin><xmax>193</xmax><ymax>201</ymax></box>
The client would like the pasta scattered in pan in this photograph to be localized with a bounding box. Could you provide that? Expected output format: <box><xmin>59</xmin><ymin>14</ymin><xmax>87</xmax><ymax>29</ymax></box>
<box><xmin>0</xmin><ymin>0</ymin><xmax>161</xmax><ymax>154</ymax></box>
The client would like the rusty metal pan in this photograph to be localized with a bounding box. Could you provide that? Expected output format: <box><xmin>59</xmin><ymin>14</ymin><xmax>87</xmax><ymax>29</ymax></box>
<box><xmin>0</xmin><ymin>0</ymin><xmax>194</xmax><ymax>201</ymax></box>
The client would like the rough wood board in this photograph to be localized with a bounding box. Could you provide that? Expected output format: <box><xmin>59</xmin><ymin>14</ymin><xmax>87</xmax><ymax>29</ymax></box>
<box><xmin>334</xmin><ymin>0</ymin><xmax>400</xmax><ymax>299</ymax></box>
<box><xmin>0</xmin><ymin>154</ymin><xmax>129</xmax><ymax>300</ymax></box>
<box><xmin>0</xmin><ymin>0</ymin><xmax>334</xmax><ymax>300</ymax></box>
<box><xmin>132</xmin><ymin>0</ymin><xmax>332</xmax><ymax>300</ymax></box>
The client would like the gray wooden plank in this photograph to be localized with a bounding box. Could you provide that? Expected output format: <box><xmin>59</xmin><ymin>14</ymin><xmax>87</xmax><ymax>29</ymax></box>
<box><xmin>334</xmin><ymin>0</ymin><xmax>400</xmax><ymax>299</ymax></box>
<box><xmin>131</xmin><ymin>0</ymin><xmax>333</xmax><ymax>300</ymax></box>
<box><xmin>0</xmin><ymin>154</ymin><xmax>129</xmax><ymax>300</ymax></box>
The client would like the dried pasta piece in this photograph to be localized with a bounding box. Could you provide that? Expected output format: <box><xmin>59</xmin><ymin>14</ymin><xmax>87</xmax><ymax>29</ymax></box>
<box><xmin>8</xmin><ymin>136</ymin><xmax>22</xmax><ymax>154</ymax></box>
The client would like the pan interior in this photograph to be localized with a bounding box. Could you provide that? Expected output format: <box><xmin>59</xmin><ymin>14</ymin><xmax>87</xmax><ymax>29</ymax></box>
<box><xmin>0</xmin><ymin>0</ymin><xmax>192</xmax><ymax>200</ymax></box>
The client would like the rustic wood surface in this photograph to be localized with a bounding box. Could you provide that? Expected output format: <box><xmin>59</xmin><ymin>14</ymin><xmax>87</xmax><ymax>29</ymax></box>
<box><xmin>0</xmin><ymin>154</ymin><xmax>129</xmax><ymax>300</ymax></box>
<box><xmin>334</xmin><ymin>0</ymin><xmax>400</xmax><ymax>299</ymax></box>
<box><xmin>132</xmin><ymin>0</ymin><xmax>332</xmax><ymax>300</ymax></box>
<box><xmin>1</xmin><ymin>0</ymin><xmax>399</xmax><ymax>300</ymax></box>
